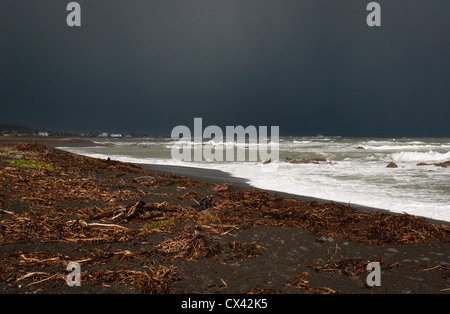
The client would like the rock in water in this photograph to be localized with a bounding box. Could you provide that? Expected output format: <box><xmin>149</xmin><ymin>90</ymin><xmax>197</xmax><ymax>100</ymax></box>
<box><xmin>386</xmin><ymin>162</ymin><xmax>398</xmax><ymax>168</ymax></box>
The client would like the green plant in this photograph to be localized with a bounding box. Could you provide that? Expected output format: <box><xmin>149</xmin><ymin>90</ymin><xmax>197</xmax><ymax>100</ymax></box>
<box><xmin>6</xmin><ymin>159</ymin><xmax>54</xmax><ymax>169</ymax></box>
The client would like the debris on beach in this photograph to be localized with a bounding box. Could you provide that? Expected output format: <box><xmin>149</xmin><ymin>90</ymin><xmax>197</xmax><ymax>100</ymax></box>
<box><xmin>0</xmin><ymin>143</ymin><xmax>449</xmax><ymax>294</ymax></box>
<box><xmin>287</xmin><ymin>273</ymin><xmax>342</xmax><ymax>294</ymax></box>
<box><xmin>213</xmin><ymin>190</ymin><xmax>449</xmax><ymax>245</ymax></box>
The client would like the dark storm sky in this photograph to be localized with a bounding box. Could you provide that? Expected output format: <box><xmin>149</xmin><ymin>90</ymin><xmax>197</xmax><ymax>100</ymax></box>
<box><xmin>0</xmin><ymin>1</ymin><xmax>449</xmax><ymax>137</ymax></box>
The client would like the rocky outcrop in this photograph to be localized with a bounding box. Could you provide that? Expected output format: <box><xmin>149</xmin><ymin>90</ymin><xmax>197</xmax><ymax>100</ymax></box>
<box><xmin>284</xmin><ymin>156</ymin><xmax>329</xmax><ymax>164</ymax></box>
<box><xmin>417</xmin><ymin>161</ymin><xmax>450</xmax><ymax>168</ymax></box>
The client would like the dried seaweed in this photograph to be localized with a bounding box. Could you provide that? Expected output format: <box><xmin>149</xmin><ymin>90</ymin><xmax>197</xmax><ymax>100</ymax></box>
<box><xmin>192</xmin><ymin>196</ymin><xmax>214</xmax><ymax>211</ymax></box>
<box><xmin>306</xmin><ymin>258</ymin><xmax>372</xmax><ymax>276</ymax></box>
<box><xmin>154</xmin><ymin>230</ymin><xmax>263</xmax><ymax>261</ymax></box>
<box><xmin>1</xmin><ymin>143</ymin><xmax>449</xmax><ymax>294</ymax></box>
<box><xmin>90</xmin><ymin>201</ymin><xmax>183</xmax><ymax>222</ymax></box>
<box><xmin>286</xmin><ymin>272</ymin><xmax>342</xmax><ymax>294</ymax></box>
<box><xmin>84</xmin><ymin>266</ymin><xmax>181</xmax><ymax>294</ymax></box>
<box><xmin>214</xmin><ymin>190</ymin><xmax>450</xmax><ymax>245</ymax></box>
<box><xmin>155</xmin><ymin>231</ymin><xmax>223</xmax><ymax>260</ymax></box>
<box><xmin>1</xmin><ymin>143</ymin><xmax>448</xmax><ymax>247</ymax></box>
<box><xmin>305</xmin><ymin>257</ymin><xmax>401</xmax><ymax>277</ymax></box>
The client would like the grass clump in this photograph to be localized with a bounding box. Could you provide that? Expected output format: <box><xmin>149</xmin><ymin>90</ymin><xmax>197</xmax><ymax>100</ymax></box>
<box><xmin>6</xmin><ymin>159</ymin><xmax>54</xmax><ymax>169</ymax></box>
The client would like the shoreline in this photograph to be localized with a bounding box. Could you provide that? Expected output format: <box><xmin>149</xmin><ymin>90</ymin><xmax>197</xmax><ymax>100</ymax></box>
<box><xmin>0</xmin><ymin>141</ymin><xmax>449</xmax><ymax>294</ymax></box>
<box><xmin>139</xmin><ymin>164</ymin><xmax>450</xmax><ymax>227</ymax></box>
<box><xmin>0</xmin><ymin>136</ymin><xmax>101</xmax><ymax>147</ymax></box>
<box><xmin>1</xmin><ymin>136</ymin><xmax>448</xmax><ymax>226</ymax></box>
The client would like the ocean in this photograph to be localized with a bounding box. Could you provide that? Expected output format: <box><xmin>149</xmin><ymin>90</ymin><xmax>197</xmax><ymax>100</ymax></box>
<box><xmin>58</xmin><ymin>136</ymin><xmax>450</xmax><ymax>222</ymax></box>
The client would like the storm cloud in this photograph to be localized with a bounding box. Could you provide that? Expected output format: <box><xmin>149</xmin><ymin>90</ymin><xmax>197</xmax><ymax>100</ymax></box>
<box><xmin>1</xmin><ymin>0</ymin><xmax>449</xmax><ymax>136</ymax></box>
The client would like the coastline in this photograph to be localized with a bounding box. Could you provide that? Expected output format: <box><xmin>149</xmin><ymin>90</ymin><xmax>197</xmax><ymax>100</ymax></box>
<box><xmin>139</xmin><ymin>164</ymin><xmax>450</xmax><ymax>227</ymax></box>
<box><xmin>1</xmin><ymin>136</ymin><xmax>449</xmax><ymax>226</ymax></box>
<box><xmin>0</xmin><ymin>136</ymin><xmax>101</xmax><ymax>147</ymax></box>
<box><xmin>0</xmin><ymin>140</ymin><xmax>449</xmax><ymax>294</ymax></box>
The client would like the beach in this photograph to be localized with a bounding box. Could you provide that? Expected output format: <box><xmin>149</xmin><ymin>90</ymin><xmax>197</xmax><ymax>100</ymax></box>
<box><xmin>0</xmin><ymin>138</ymin><xmax>449</xmax><ymax>294</ymax></box>
<box><xmin>57</xmin><ymin>135</ymin><xmax>450</xmax><ymax>223</ymax></box>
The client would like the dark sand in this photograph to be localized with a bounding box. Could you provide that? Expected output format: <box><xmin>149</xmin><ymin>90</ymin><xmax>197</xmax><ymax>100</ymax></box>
<box><xmin>0</xmin><ymin>139</ymin><xmax>449</xmax><ymax>296</ymax></box>
<box><xmin>7</xmin><ymin>136</ymin><xmax>450</xmax><ymax>225</ymax></box>
<box><xmin>140</xmin><ymin>164</ymin><xmax>450</xmax><ymax>227</ymax></box>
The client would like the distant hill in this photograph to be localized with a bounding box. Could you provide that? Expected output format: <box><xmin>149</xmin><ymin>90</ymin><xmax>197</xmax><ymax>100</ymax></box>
<box><xmin>0</xmin><ymin>123</ymin><xmax>35</xmax><ymax>133</ymax></box>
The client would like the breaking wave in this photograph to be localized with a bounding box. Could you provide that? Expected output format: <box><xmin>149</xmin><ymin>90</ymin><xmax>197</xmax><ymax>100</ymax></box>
<box><xmin>391</xmin><ymin>151</ymin><xmax>450</xmax><ymax>163</ymax></box>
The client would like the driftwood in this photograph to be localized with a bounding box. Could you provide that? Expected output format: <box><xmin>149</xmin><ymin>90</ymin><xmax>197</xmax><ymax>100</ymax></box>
<box><xmin>0</xmin><ymin>142</ymin><xmax>449</xmax><ymax>294</ymax></box>
<box><xmin>90</xmin><ymin>201</ymin><xmax>183</xmax><ymax>222</ymax></box>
